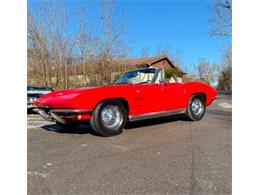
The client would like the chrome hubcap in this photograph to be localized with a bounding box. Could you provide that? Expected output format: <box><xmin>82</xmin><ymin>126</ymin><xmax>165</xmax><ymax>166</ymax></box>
<box><xmin>191</xmin><ymin>98</ymin><xmax>204</xmax><ymax>117</ymax></box>
<box><xmin>101</xmin><ymin>105</ymin><xmax>121</xmax><ymax>129</ymax></box>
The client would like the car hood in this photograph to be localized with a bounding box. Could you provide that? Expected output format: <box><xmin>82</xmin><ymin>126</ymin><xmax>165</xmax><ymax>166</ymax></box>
<box><xmin>34</xmin><ymin>85</ymin><xmax>124</xmax><ymax>108</ymax></box>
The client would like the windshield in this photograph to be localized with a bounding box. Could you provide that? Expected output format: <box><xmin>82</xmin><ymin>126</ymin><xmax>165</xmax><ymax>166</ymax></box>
<box><xmin>115</xmin><ymin>68</ymin><xmax>157</xmax><ymax>85</ymax></box>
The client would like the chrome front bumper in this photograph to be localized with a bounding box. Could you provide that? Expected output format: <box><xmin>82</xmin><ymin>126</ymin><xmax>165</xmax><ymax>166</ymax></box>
<box><xmin>33</xmin><ymin>108</ymin><xmax>91</xmax><ymax>124</ymax></box>
<box><xmin>27</xmin><ymin>104</ymin><xmax>34</xmax><ymax>109</ymax></box>
<box><xmin>33</xmin><ymin>108</ymin><xmax>54</xmax><ymax>122</ymax></box>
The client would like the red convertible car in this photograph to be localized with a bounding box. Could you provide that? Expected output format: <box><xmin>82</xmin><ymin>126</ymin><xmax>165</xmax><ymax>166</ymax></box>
<box><xmin>33</xmin><ymin>68</ymin><xmax>217</xmax><ymax>136</ymax></box>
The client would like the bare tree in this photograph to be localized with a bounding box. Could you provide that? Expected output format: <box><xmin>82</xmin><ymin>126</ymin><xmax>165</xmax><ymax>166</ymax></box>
<box><xmin>28</xmin><ymin>0</ymin><xmax>129</xmax><ymax>88</ymax></box>
<box><xmin>140</xmin><ymin>46</ymin><xmax>151</xmax><ymax>58</ymax></box>
<box><xmin>221</xmin><ymin>45</ymin><xmax>232</xmax><ymax>66</ymax></box>
<box><xmin>218</xmin><ymin>65</ymin><xmax>231</xmax><ymax>90</ymax></box>
<box><xmin>75</xmin><ymin>11</ymin><xmax>93</xmax><ymax>85</ymax></box>
<box><xmin>209</xmin><ymin>0</ymin><xmax>232</xmax><ymax>37</ymax></box>
<box><xmin>155</xmin><ymin>43</ymin><xmax>171</xmax><ymax>56</ymax></box>
<box><xmin>27</xmin><ymin>12</ymin><xmax>49</xmax><ymax>86</ymax></box>
<box><xmin>197</xmin><ymin>58</ymin><xmax>220</xmax><ymax>85</ymax></box>
<box><xmin>28</xmin><ymin>0</ymin><xmax>89</xmax><ymax>89</ymax></box>
<box><xmin>28</xmin><ymin>1</ymin><xmax>69</xmax><ymax>89</ymax></box>
<box><xmin>171</xmin><ymin>47</ymin><xmax>183</xmax><ymax>69</ymax></box>
<box><xmin>217</xmin><ymin>45</ymin><xmax>232</xmax><ymax>90</ymax></box>
<box><xmin>208</xmin><ymin>1</ymin><xmax>232</xmax><ymax>88</ymax></box>
<box><xmin>94</xmin><ymin>0</ymin><xmax>128</xmax><ymax>85</ymax></box>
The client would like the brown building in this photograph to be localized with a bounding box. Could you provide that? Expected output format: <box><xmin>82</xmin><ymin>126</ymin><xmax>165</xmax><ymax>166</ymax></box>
<box><xmin>117</xmin><ymin>55</ymin><xmax>186</xmax><ymax>76</ymax></box>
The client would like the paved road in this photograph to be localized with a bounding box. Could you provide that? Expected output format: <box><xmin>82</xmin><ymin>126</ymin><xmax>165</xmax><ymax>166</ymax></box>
<box><xmin>28</xmin><ymin>95</ymin><xmax>231</xmax><ymax>195</ymax></box>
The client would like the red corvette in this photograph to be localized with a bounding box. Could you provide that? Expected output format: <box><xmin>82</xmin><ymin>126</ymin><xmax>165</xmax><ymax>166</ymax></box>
<box><xmin>33</xmin><ymin>68</ymin><xmax>217</xmax><ymax>136</ymax></box>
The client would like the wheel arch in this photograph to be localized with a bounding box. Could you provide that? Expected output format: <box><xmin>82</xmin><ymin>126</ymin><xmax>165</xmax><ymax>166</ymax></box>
<box><xmin>94</xmin><ymin>97</ymin><xmax>130</xmax><ymax>115</ymax></box>
<box><xmin>191</xmin><ymin>92</ymin><xmax>207</xmax><ymax>103</ymax></box>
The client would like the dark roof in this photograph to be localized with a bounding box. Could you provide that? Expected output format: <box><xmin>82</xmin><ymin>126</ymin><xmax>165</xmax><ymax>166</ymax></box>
<box><xmin>117</xmin><ymin>55</ymin><xmax>186</xmax><ymax>74</ymax></box>
<box><xmin>117</xmin><ymin>55</ymin><xmax>174</xmax><ymax>67</ymax></box>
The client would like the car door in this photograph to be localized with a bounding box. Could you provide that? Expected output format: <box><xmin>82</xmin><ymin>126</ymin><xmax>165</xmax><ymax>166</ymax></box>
<box><xmin>161</xmin><ymin>82</ymin><xmax>188</xmax><ymax>111</ymax></box>
<box><xmin>131</xmin><ymin>83</ymin><xmax>165</xmax><ymax>115</ymax></box>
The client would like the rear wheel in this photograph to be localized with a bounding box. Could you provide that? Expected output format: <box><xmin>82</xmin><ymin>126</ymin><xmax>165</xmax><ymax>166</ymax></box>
<box><xmin>185</xmin><ymin>94</ymin><xmax>206</xmax><ymax>121</ymax></box>
<box><xmin>90</xmin><ymin>100</ymin><xmax>127</xmax><ymax>137</ymax></box>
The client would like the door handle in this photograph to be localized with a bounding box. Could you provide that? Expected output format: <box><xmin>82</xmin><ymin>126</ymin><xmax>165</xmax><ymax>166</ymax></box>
<box><xmin>136</xmin><ymin>90</ymin><xmax>141</xmax><ymax>93</ymax></box>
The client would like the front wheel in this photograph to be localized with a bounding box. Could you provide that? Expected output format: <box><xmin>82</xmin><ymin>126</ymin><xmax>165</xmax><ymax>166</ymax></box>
<box><xmin>90</xmin><ymin>100</ymin><xmax>127</xmax><ymax>137</ymax></box>
<box><xmin>185</xmin><ymin>94</ymin><xmax>206</xmax><ymax>121</ymax></box>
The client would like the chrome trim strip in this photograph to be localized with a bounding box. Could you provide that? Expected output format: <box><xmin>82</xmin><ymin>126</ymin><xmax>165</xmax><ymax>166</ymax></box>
<box><xmin>128</xmin><ymin>109</ymin><xmax>186</xmax><ymax>122</ymax></box>
<box><xmin>50</xmin><ymin>109</ymin><xmax>91</xmax><ymax>115</ymax></box>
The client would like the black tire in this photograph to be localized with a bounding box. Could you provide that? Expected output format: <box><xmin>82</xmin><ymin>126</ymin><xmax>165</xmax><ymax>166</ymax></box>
<box><xmin>56</xmin><ymin>121</ymin><xmax>79</xmax><ymax>130</ymax></box>
<box><xmin>185</xmin><ymin>94</ymin><xmax>206</xmax><ymax>121</ymax></box>
<box><xmin>27</xmin><ymin>108</ymin><xmax>32</xmax><ymax>114</ymax></box>
<box><xmin>27</xmin><ymin>108</ymin><xmax>34</xmax><ymax>114</ymax></box>
<box><xmin>90</xmin><ymin>100</ymin><xmax>127</xmax><ymax>137</ymax></box>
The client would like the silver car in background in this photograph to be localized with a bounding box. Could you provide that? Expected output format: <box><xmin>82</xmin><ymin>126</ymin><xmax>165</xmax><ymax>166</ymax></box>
<box><xmin>27</xmin><ymin>85</ymin><xmax>53</xmax><ymax>113</ymax></box>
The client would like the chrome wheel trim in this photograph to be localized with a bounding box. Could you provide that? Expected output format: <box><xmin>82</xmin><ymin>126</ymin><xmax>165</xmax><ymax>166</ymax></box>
<box><xmin>101</xmin><ymin>105</ymin><xmax>122</xmax><ymax>129</ymax></box>
<box><xmin>191</xmin><ymin>98</ymin><xmax>204</xmax><ymax>117</ymax></box>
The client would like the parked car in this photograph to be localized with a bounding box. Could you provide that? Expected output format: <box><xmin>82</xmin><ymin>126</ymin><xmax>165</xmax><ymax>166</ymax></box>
<box><xmin>27</xmin><ymin>85</ymin><xmax>53</xmax><ymax>112</ymax></box>
<box><xmin>33</xmin><ymin>68</ymin><xmax>217</xmax><ymax>136</ymax></box>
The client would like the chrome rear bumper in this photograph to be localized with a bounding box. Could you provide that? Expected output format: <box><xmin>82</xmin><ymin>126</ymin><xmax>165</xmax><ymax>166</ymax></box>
<box><xmin>33</xmin><ymin>108</ymin><xmax>91</xmax><ymax>124</ymax></box>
